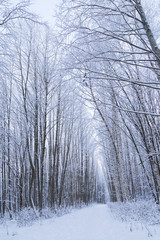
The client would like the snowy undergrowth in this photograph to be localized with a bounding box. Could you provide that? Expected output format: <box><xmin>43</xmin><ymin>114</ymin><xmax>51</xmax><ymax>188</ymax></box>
<box><xmin>108</xmin><ymin>200</ymin><xmax>160</xmax><ymax>225</ymax></box>
<box><xmin>0</xmin><ymin>204</ymin><xmax>89</xmax><ymax>227</ymax></box>
<box><xmin>0</xmin><ymin>206</ymin><xmax>76</xmax><ymax>239</ymax></box>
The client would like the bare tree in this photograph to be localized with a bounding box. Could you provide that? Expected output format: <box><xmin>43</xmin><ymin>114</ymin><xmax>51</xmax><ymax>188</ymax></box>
<box><xmin>58</xmin><ymin>0</ymin><xmax>160</xmax><ymax>203</ymax></box>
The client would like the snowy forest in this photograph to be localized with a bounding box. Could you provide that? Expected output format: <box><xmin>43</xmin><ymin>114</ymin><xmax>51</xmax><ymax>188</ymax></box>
<box><xmin>0</xmin><ymin>0</ymin><xmax>160</xmax><ymax>221</ymax></box>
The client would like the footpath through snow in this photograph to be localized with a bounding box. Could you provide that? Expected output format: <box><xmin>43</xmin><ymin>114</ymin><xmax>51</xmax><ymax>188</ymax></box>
<box><xmin>1</xmin><ymin>204</ymin><xmax>160</xmax><ymax>240</ymax></box>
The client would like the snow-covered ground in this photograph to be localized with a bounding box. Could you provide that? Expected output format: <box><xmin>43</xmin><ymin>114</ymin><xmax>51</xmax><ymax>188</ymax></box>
<box><xmin>0</xmin><ymin>204</ymin><xmax>160</xmax><ymax>240</ymax></box>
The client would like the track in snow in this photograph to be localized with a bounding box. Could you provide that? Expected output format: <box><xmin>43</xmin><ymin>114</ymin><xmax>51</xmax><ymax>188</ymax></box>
<box><xmin>1</xmin><ymin>204</ymin><xmax>160</xmax><ymax>240</ymax></box>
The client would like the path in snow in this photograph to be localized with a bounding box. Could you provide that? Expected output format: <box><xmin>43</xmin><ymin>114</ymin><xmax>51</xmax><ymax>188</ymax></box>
<box><xmin>1</xmin><ymin>204</ymin><xmax>160</xmax><ymax>240</ymax></box>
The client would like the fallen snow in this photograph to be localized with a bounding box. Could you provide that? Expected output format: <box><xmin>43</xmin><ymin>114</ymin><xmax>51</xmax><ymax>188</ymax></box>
<box><xmin>0</xmin><ymin>204</ymin><xmax>160</xmax><ymax>240</ymax></box>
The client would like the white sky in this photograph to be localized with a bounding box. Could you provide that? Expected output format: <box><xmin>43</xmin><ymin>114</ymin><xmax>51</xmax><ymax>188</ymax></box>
<box><xmin>12</xmin><ymin>0</ymin><xmax>61</xmax><ymax>25</ymax></box>
<box><xmin>30</xmin><ymin>0</ymin><xmax>61</xmax><ymax>24</ymax></box>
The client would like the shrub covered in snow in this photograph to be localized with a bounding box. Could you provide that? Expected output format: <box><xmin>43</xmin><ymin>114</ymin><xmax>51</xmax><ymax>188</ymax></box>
<box><xmin>16</xmin><ymin>208</ymin><xmax>39</xmax><ymax>227</ymax></box>
<box><xmin>108</xmin><ymin>200</ymin><xmax>160</xmax><ymax>225</ymax></box>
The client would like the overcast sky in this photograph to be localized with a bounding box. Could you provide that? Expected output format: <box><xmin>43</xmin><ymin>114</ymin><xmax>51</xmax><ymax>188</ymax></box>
<box><xmin>11</xmin><ymin>0</ymin><xmax>61</xmax><ymax>25</ymax></box>
<box><xmin>30</xmin><ymin>0</ymin><xmax>61</xmax><ymax>24</ymax></box>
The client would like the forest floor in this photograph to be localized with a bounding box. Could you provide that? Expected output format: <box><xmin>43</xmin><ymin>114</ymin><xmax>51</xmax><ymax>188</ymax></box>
<box><xmin>1</xmin><ymin>203</ymin><xmax>160</xmax><ymax>240</ymax></box>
